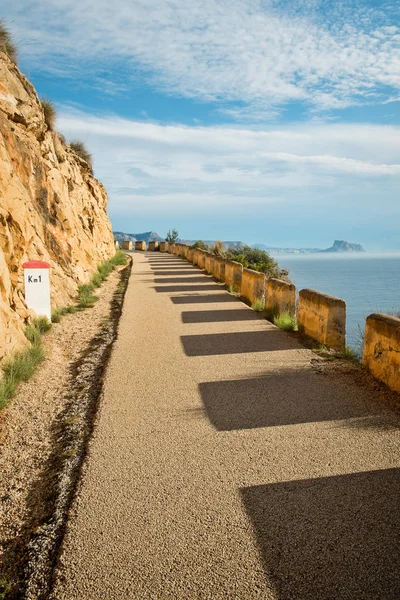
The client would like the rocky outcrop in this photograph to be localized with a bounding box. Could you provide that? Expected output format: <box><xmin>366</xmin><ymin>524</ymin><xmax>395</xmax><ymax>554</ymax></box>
<box><xmin>322</xmin><ymin>240</ymin><xmax>365</xmax><ymax>253</ymax></box>
<box><xmin>0</xmin><ymin>52</ymin><xmax>115</xmax><ymax>362</ymax></box>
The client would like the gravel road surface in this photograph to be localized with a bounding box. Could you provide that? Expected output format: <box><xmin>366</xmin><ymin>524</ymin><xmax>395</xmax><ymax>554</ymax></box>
<box><xmin>52</xmin><ymin>252</ymin><xmax>400</xmax><ymax>600</ymax></box>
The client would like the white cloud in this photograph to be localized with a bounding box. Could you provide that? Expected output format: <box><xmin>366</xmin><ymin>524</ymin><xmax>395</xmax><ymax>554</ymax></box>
<box><xmin>57</xmin><ymin>110</ymin><xmax>400</xmax><ymax>219</ymax></box>
<box><xmin>6</xmin><ymin>0</ymin><xmax>400</xmax><ymax>116</ymax></box>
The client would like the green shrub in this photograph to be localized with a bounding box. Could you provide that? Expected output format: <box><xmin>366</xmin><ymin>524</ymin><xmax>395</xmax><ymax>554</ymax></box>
<box><xmin>251</xmin><ymin>299</ymin><xmax>264</xmax><ymax>312</ymax></box>
<box><xmin>342</xmin><ymin>347</ymin><xmax>358</xmax><ymax>361</ymax></box>
<box><xmin>97</xmin><ymin>261</ymin><xmax>113</xmax><ymax>280</ymax></box>
<box><xmin>41</xmin><ymin>98</ymin><xmax>56</xmax><ymax>130</ymax></box>
<box><xmin>227</xmin><ymin>245</ymin><xmax>285</xmax><ymax>278</ymax></box>
<box><xmin>191</xmin><ymin>240</ymin><xmax>210</xmax><ymax>251</ymax></box>
<box><xmin>109</xmin><ymin>249</ymin><xmax>127</xmax><ymax>266</ymax></box>
<box><xmin>32</xmin><ymin>316</ymin><xmax>52</xmax><ymax>334</ymax></box>
<box><xmin>90</xmin><ymin>272</ymin><xmax>103</xmax><ymax>287</ymax></box>
<box><xmin>0</xmin><ymin>20</ymin><xmax>17</xmax><ymax>64</ymax></box>
<box><xmin>273</xmin><ymin>311</ymin><xmax>297</xmax><ymax>331</ymax></box>
<box><xmin>77</xmin><ymin>284</ymin><xmax>98</xmax><ymax>308</ymax></box>
<box><xmin>69</xmin><ymin>140</ymin><xmax>92</xmax><ymax>168</ymax></box>
<box><xmin>0</xmin><ymin>320</ymin><xmax>48</xmax><ymax>409</ymax></box>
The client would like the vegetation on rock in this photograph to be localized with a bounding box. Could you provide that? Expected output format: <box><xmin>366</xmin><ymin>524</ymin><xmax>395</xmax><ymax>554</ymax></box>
<box><xmin>0</xmin><ymin>20</ymin><xmax>17</xmax><ymax>64</ymax></box>
<box><xmin>70</xmin><ymin>139</ymin><xmax>93</xmax><ymax>169</ymax></box>
<box><xmin>41</xmin><ymin>98</ymin><xmax>56</xmax><ymax>130</ymax></box>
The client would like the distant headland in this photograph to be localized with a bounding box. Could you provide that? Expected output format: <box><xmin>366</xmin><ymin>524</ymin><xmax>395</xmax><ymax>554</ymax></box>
<box><xmin>114</xmin><ymin>232</ymin><xmax>365</xmax><ymax>255</ymax></box>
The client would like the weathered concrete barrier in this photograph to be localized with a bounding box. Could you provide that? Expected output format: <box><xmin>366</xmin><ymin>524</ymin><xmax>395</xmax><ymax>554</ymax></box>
<box><xmin>115</xmin><ymin>240</ymin><xmax>120</xmax><ymax>249</ymax></box>
<box><xmin>298</xmin><ymin>289</ymin><xmax>346</xmax><ymax>351</ymax></box>
<box><xmin>224</xmin><ymin>260</ymin><xmax>243</xmax><ymax>294</ymax></box>
<box><xmin>197</xmin><ymin>249</ymin><xmax>207</xmax><ymax>270</ymax></box>
<box><xmin>362</xmin><ymin>313</ymin><xmax>400</xmax><ymax>393</ymax></box>
<box><xmin>187</xmin><ymin>248</ymin><xmax>194</xmax><ymax>263</ymax></box>
<box><xmin>169</xmin><ymin>243</ymin><xmax>176</xmax><ymax>255</ymax></box>
<box><xmin>265</xmin><ymin>278</ymin><xmax>296</xmax><ymax>316</ymax></box>
<box><xmin>121</xmin><ymin>240</ymin><xmax>133</xmax><ymax>251</ymax></box>
<box><xmin>160</xmin><ymin>241</ymin><xmax>169</xmax><ymax>252</ymax></box>
<box><xmin>182</xmin><ymin>245</ymin><xmax>189</xmax><ymax>259</ymax></box>
<box><xmin>148</xmin><ymin>241</ymin><xmax>160</xmax><ymax>251</ymax></box>
<box><xmin>135</xmin><ymin>241</ymin><xmax>146</xmax><ymax>251</ymax></box>
<box><xmin>192</xmin><ymin>248</ymin><xmax>200</xmax><ymax>265</ymax></box>
<box><xmin>241</xmin><ymin>269</ymin><xmax>265</xmax><ymax>305</ymax></box>
<box><xmin>204</xmin><ymin>253</ymin><xmax>214</xmax><ymax>275</ymax></box>
<box><xmin>213</xmin><ymin>256</ymin><xmax>226</xmax><ymax>282</ymax></box>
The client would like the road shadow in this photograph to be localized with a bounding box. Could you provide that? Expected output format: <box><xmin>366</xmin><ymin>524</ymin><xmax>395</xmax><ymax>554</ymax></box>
<box><xmin>182</xmin><ymin>309</ymin><xmax>259</xmax><ymax>323</ymax></box>
<box><xmin>181</xmin><ymin>329</ymin><xmax>298</xmax><ymax>356</ymax></box>
<box><xmin>198</xmin><ymin>368</ymin><xmax>373</xmax><ymax>429</ymax></box>
<box><xmin>154</xmin><ymin>276</ymin><xmax>210</xmax><ymax>284</ymax></box>
<box><xmin>154</xmin><ymin>284</ymin><xmax>218</xmax><ymax>293</ymax></box>
<box><xmin>149</xmin><ymin>269</ymin><xmax>198</xmax><ymax>275</ymax></box>
<box><xmin>171</xmin><ymin>294</ymin><xmax>238</xmax><ymax>305</ymax></box>
<box><xmin>240</xmin><ymin>468</ymin><xmax>400</xmax><ymax>600</ymax></box>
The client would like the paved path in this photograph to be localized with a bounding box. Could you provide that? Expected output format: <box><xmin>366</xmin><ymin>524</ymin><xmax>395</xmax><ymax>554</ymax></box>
<box><xmin>53</xmin><ymin>252</ymin><xmax>400</xmax><ymax>600</ymax></box>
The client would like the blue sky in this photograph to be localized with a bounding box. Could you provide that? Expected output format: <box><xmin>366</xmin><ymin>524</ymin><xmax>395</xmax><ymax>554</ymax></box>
<box><xmin>4</xmin><ymin>0</ymin><xmax>400</xmax><ymax>249</ymax></box>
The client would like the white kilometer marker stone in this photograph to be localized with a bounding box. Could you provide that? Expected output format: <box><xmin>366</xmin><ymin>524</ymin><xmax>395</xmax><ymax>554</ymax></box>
<box><xmin>23</xmin><ymin>260</ymin><xmax>51</xmax><ymax>321</ymax></box>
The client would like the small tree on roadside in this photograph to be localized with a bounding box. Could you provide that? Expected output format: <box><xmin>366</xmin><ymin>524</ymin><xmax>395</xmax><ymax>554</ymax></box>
<box><xmin>165</xmin><ymin>229</ymin><xmax>179</xmax><ymax>243</ymax></box>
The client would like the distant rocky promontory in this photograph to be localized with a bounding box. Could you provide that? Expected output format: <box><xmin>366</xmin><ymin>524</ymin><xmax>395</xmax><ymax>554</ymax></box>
<box><xmin>253</xmin><ymin>240</ymin><xmax>365</xmax><ymax>254</ymax></box>
<box><xmin>321</xmin><ymin>240</ymin><xmax>365</xmax><ymax>253</ymax></box>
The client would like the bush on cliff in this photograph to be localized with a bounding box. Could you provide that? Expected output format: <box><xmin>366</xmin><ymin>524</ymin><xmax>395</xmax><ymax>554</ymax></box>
<box><xmin>0</xmin><ymin>20</ymin><xmax>17</xmax><ymax>64</ymax></box>
<box><xmin>41</xmin><ymin>98</ymin><xmax>56</xmax><ymax>130</ymax></box>
<box><xmin>226</xmin><ymin>245</ymin><xmax>285</xmax><ymax>278</ymax></box>
<box><xmin>69</xmin><ymin>140</ymin><xmax>93</xmax><ymax>169</ymax></box>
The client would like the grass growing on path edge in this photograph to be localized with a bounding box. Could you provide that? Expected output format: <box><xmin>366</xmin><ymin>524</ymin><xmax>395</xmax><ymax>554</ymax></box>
<box><xmin>0</xmin><ymin>251</ymin><xmax>128</xmax><ymax>410</ymax></box>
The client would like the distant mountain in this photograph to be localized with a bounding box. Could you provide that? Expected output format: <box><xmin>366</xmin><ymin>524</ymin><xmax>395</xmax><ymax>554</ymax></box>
<box><xmin>252</xmin><ymin>244</ymin><xmax>321</xmax><ymax>254</ymax></box>
<box><xmin>321</xmin><ymin>240</ymin><xmax>365</xmax><ymax>253</ymax></box>
<box><xmin>252</xmin><ymin>240</ymin><xmax>365</xmax><ymax>254</ymax></box>
<box><xmin>113</xmin><ymin>231</ymin><xmax>164</xmax><ymax>245</ymax></box>
<box><xmin>180</xmin><ymin>240</ymin><xmax>246</xmax><ymax>249</ymax></box>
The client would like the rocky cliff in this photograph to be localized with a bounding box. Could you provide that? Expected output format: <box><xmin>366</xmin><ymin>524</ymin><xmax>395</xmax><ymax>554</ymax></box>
<box><xmin>0</xmin><ymin>51</ymin><xmax>115</xmax><ymax>362</ymax></box>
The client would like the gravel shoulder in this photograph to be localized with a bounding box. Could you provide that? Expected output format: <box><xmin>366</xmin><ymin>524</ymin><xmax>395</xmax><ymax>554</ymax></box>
<box><xmin>0</xmin><ymin>259</ymin><xmax>131</xmax><ymax>600</ymax></box>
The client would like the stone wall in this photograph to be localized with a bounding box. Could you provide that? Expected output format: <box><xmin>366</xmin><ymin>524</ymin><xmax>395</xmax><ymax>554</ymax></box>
<box><xmin>0</xmin><ymin>51</ymin><xmax>114</xmax><ymax>363</ymax></box>
<box><xmin>135</xmin><ymin>241</ymin><xmax>146</xmax><ymax>251</ymax></box>
<box><xmin>241</xmin><ymin>269</ymin><xmax>265</xmax><ymax>305</ymax></box>
<box><xmin>160</xmin><ymin>242</ymin><xmax>169</xmax><ymax>252</ymax></box>
<box><xmin>224</xmin><ymin>260</ymin><xmax>243</xmax><ymax>294</ymax></box>
<box><xmin>204</xmin><ymin>253</ymin><xmax>214</xmax><ymax>275</ymax></box>
<box><xmin>298</xmin><ymin>289</ymin><xmax>346</xmax><ymax>351</ymax></box>
<box><xmin>213</xmin><ymin>257</ymin><xmax>226</xmax><ymax>282</ymax></box>
<box><xmin>148</xmin><ymin>241</ymin><xmax>159</xmax><ymax>251</ymax></box>
<box><xmin>121</xmin><ymin>241</ymin><xmax>132</xmax><ymax>251</ymax></box>
<box><xmin>362</xmin><ymin>313</ymin><xmax>400</xmax><ymax>393</ymax></box>
<box><xmin>164</xmin><ymin>243</ymin><xmax>399</xmax><ymax>393</ymax></box>
<box><xmin>265</xmin><ymin>278</ymin><xmax>296</xmax><ymax>316</ymax></box>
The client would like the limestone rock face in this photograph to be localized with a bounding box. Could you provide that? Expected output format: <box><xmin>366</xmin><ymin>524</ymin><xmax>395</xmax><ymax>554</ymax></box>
<box><xmin>0</xmin><ymin>52</ymin><xmax>115</xmax><ymax>362</ymax></box>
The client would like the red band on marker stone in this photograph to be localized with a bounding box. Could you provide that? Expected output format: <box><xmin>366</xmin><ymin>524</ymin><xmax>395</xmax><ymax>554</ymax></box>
<box><xmin>23</xmin><ymin>260</ymin><xmax>51</xmax><ymax>269</ymax></box>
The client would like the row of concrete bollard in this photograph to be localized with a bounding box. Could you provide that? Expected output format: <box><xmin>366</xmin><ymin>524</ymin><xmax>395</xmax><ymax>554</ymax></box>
<box><xmin>161</xmin><ymin>241</ymin><xmax>400</xmax><ymax>394</ymax></box>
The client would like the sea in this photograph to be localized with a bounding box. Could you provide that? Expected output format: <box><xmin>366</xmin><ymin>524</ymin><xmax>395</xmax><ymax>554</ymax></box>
<box><xmin>275</xmin><ymin>253</ymin><xmax>400</xmax><ymax>350</ymax></box>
